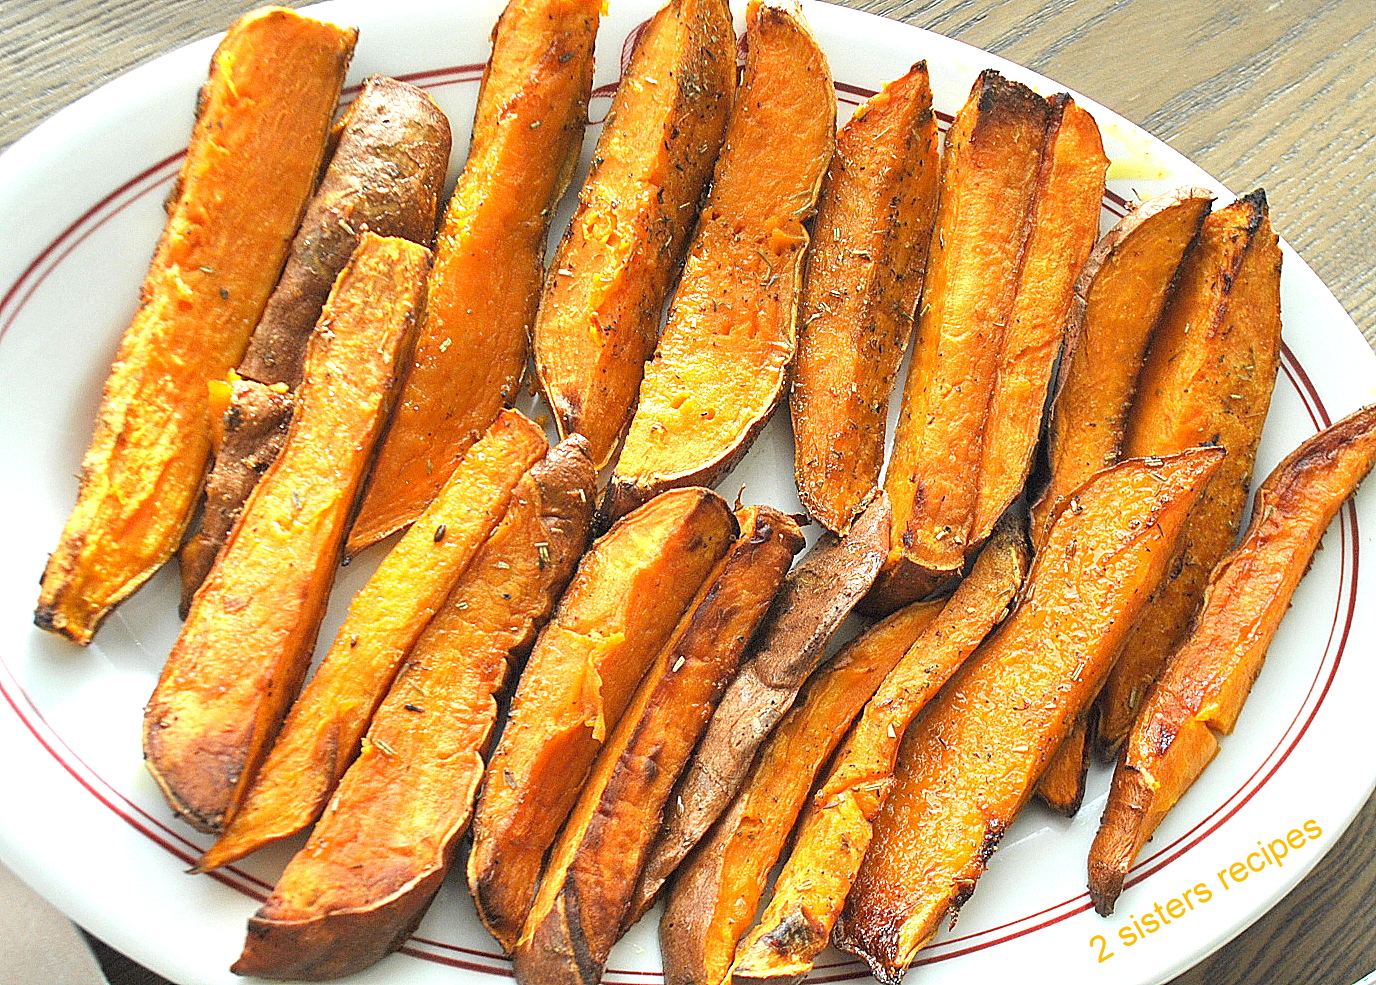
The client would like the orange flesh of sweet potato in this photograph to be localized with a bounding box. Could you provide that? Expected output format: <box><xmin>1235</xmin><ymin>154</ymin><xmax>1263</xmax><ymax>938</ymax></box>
<box><xmin>836</xmin><ymin>448</ymin><xmax>1222</xmax><ymax>984</ymax></box>
<box><xmin>879</xmin><ymin>70</ymin><xmax>1049</xmax><ymax>596</ymax></box>
<box><xmin>1087</xmin><ymin>403</ymin><xmax>1376</xmax><ymax>915</ymax></box>
<box><xmin>730</xmin><ymin>520</ymin><xmax>1027</xmax><ymax>981</ymax></box>
<box><xmin>200</xmin><ymin>408</ymin><xmax>547</xmax><ymax>866</ymax></box>
<box><xmin>970</xmin><ymin>96</ymin><xmax>1107</xmax><ymax>543</ymax></box>
<box><xmin>35</xmin><ymin>8</ymin><xmax>355</xmax><ymax>644</ymax></box>
<box><xmin>534</xmin><ymin>0</ymin><xmax>737</xmax><ymax>470</ymax></box>
<box><xmin>512</xmin><ymin>507</ymin><xmax>804</xmax><ymax>985</ymax></box>
<box><xmin>178</xmin><ymin>378</ymin><xmax>294</xmax><ymax>615</ymax></box>
<box><xmin>469</xmin><ymin>487</ymin><xmax>738</xmax><ymax>953</ymax></box>
<box><xmin>347</xmin><ymin>0</ymin><xmax>600</xmax><ymax>553</ymax></box>
<box><xmin>659</xmin><ymin>597</ymin><xmax>946</xmax><ymax>985</ymax></box>
<box><xmin>606</xmin><ymin>0</ymin><xmax>835</xmax><ymax>518</ymax></box>
<box><xmin>143</xmin><ymin>234</ymin><xmax>430</xmax><ymax>834</ymax></box>
<box><xmin>1030</xmin><ymin>187</ymin><xmax>1214</xmax><ymax>548</ymax></box>
<box><xmin>630</xmin><ymin>492</ymin><xmax>890</xmax><ymax>918</ymax></box>
<box><xmin>1035</xmin><ymin>714</ymin><xmax>1093</xmax><ymax>815</ymax></box>
<box><xmin>237</xmin><ymin>75</ymin><xmax>451</xmax><ymax>388</ymax></box>
<box><xmin>231</xmin><ymin>438</ymin><xmax>595</xmax><ymax>981</ymax></box>
<box><xmin>1096</xmin><ymin>191</ymin><xmax>1282</xmax><ymax>755</ymax></box>
<box><xmin>184</xmin><ymin>72</ymin><xmax>454</xmax><ymax>604</ymax></box>
<box><xmin>790</xmin><ymin>62</ymin><xmax>939</xmax><ymax>534</ymax></box>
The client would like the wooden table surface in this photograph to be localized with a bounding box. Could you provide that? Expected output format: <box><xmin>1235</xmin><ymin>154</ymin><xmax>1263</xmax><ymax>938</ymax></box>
<box><xmin>3</xmin><ymin>1</ymin><xmax>1374</xmax><ymax>984</ymax></box>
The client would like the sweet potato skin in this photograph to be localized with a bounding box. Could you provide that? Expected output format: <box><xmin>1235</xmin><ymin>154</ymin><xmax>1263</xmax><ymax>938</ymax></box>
<box><xmin>534</xmin><ymin>0</ymin><xmax>736</xmax><ymax>470</ymax></box>
<box><xmin>469</xmin><ymin>487</ymin><xmax>738</xmax><ymax>953</ymax></box>
<box><xmin>177</xmin><ymin>377</ymin><xmax>294</xmax><ymax>615</ymax></box>
<box><xmin>348</xmin><ymin>0</ymin><xmax>600</xmax><ymax>552</ymax></box>
<box><xmin>1087</xmin><ymin>403</ymin><xmax>1376</xmax><ymax>915</ymax></box>
<box><xmin>1030</xmin><ymin>187</ymin><xmax>1214</xmax><ymax>548</ymax></box>
<box><xmin>607</xmin><ymin>0</ymin><xmax>835</xmax><ymax>518</ymax></box>
<box><xmin>791</xmin><ymin>63</ymin><xmax>939</xmax><ymax>533</ymax></box>
<box><xmin>730</xmin><ymin>520</ymin><xmax>1027</xmax><ymax>981</ymax></box>
<box><xmin>630</xmin><ymin>493</ymin><xmax>890</xmax><ymax>921</ymax></box>
<box><xmin>659</xmin><ymin>597</ymin><xmax>946</xmax><ymax>985</ymax></box>
<box><xmin>879</xmin><ymin>70</ymin><xmax>1049</xmax><ymax>600</ymax></box>
<box><xmin>238</xmin><ymin>75</ymin><xmax>450</xmax><ymax>387</ymax></box>
<box><xmin>232</xmin><ymin>438</ymin><xmax>595</xmax><ymax>981</ymax></box>
<box><xmin>512</xmin><ymin>507</ymin><xmax>804</xmax><ymax>985</ymax></box>
<box><xmin>1096</xmin><ymin>190</ymin><xmax>1282</xmax><ymax>755</ymax></box>
<box><xmin>837</xmin><ymin>448</ymin><xmax>1222</xmax><ymax>984</ymax></box>
<box><xmin>200</xmin><ymin>408</ymin><xmax>547</xmax><ymax>866</ymax></box>
<box><xmin>144</xmin><ymin>234</ymin><xmax>430</xmax><ymax>834</ymax></box>
<box><xmin>36</xmin><ymin>8</ymin><xmax>356</xmax><ymax>644</ymax></box>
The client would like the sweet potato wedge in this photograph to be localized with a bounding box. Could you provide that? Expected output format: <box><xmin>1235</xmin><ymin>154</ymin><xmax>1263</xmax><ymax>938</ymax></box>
<box><xmin>606</xmin><ymin>0</ymin><xmax>835</xmax><ymax>518</ymax></box>
<box><xmin>232</xmin><ymin>437</ymin><xmax>595</xmax><ymax>981</ymax></box>
<box><xmin>1029</xmin><ymin>187</ymin><xmax>1214</xmax><ymax>548</ymax></box>
<box><xmin>177</xmin><ymin>377</ymin><xmax>294</xmax><ymax>615</ymax></box>
<box><xmin>969</xmin><ymin>95</ymin><xmax>1107</xmax><ymax>543</ymax></box>
<box><xmin>533</xmin><ymin>0</ymin><xmax>736</xmax><ymax>470</ymax></box>
<box><xmin>730</xmin><ymin>519</ymin><xmax>1027</xmax><ymax>981</ymax></box>
<box><xmin>348</xmin><ymin>0</ymin><xmax>599</xmax><ymax>552</ymax></box>
<box><xmin>1096</xmin><ymin>190</ymin><xmax>1283</xmax><ymax>755</ymax></box>
<box><xmin>200</xmin><ymin>408</ymin><xmax>547</xmax><ymax>866</ymax></box>
<box><xmin>790</xmin><ymin>62</ymin><xmax>939</xmax><ymax>533</ymax></box>
<box><xmin>181</xmin><ymin>75</ymin><xmax>451</xmax><ymax>607</ymax></box>
<box><xmin>1087</xmin><ymin>404</ymin><xmax>1376</xmax><ymax>916</ymax></box>
<box><xmin>876</xmin><ymin>70</ymin><xmax>1050</xmax><ymax>606</ymax></box>
<box><xmin>469</xmin><ymin>487</ymin><xmax>738</xmax><ymax>953</ymax></box>
<box><xmin>659</xmin><ymin>596</ymin><xmax>946</xmax><ymax>985</ymax></box>
<box><xmin>836</xmin><ymin>448</ymin><xmax>1222</xmax><ymax>984</ymax></box>
<box><xmin>35</xmin><ymin>8</ymin><xmax>356</xmax><ymax>644</ymax></box>
<box><xmin>144</xmin><ymin>234</ymin><xmax>430</xmax><ymax>834</ymax></box>
<box><xmin>512</xmin><ymin>507</ymin><xmax>804</xmax><ymax>985</ymax></box>
<box><xmin>630</xmin><ymin>493</ymin><xmax>890</xmax><ymax>920</ymax></box>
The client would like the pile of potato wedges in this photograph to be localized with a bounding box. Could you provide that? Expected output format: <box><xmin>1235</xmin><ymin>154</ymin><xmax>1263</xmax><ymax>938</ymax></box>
<box><xmin>34</xmin><ymin>0</ymin><xmax>1376</xmax><ymax>982</ymax></box>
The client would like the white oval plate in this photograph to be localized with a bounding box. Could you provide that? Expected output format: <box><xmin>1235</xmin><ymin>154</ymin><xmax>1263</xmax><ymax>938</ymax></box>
<box><xmin>2</xmin><ymin>2</ymin><xmax>1375</xmax><ymax>984</ymax></box>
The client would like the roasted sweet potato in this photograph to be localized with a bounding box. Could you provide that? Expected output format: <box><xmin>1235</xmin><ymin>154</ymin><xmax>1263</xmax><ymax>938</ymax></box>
<box><xmin>200</xmin><ymin>408</ymin><xmax>547</xmax><ymax>866</ymax></box>
<box><xmin>1030</xmin><ymin>187</ymin><xmax>1214</xmax><ymax>548</ymax></box>
<box><xmin>730</xmin><ymin>519</ymin><xmax>1027</xmax><ymax>981</ymax></box>
<box><xmin>533</xmin><ymin>0</ymin><xmax>736</xmax><ymax>470</ymax></box>
<box><xmin>348</xmin><ymin>0</ymin><xmax>599</xmax><ymax>552</ymax></box>
<box><xmin>790</xmin><ymin>62</ymin><xmax>939</xmax><ymax>533</ymax></box>
<box><xmin>606</xmin><ymin>1</ymin><xmax>834</xmax><ymax>518</ymax></box>
<box><xmin>177</xmin><ymin>377</ymin><xmax>293</xmax><ymax>615</ymax></box>
<box><xmin>836</xmin><ymin>448</ymin><xmax>1222</xmax><ymax>984</ymax></box>
<box><xmin>232</xmin><ymin>437</ymin><xmax>595</xmax><ymax>981</ymax></box>
<box><xmin>1096</xmin><ymin>191</ymin><xmax>1283</xmax><ymax>755</ymax></box>
<box><xmin>630</xmin><ymin>493</ymin><xmax>889</xmax><ymax>919</ymax></box>
<box><xmin>144</xmin><ymin>234</ymin><xmax>430</xmax><ymax>834</ymax></box>
<box><xmin>1030</xmin><ymin>187</ymin><xmax>1215</xmax><ymax>797</ymax></box>
<box><xmin>35</xmin><ymin>8</ymin><xmax>356</xmax><ymax>644</ymax></box>
<box><xmin>875</xmin><ymin>71</ymin><xmax>1050</xmax><ymax>607</ymax></box>
<box><xmin>469</xmin><ymin>487</ymin><xmax>737</xmax><ymax>953</ymax></box>
<box><xmin>181</xmin><ymin>72</ymin><xmax>453</xmax><ymax>605</ymax></box>
<box><xmin>1087</xmin><ymin>404</ymin><xmax>1376</xmax><ymax>916</ymax></box>
<box><xmin>512</xmin><ymin>507</ymin><xmax>804</xmax><ymax>985</ymax></box>
<box><xmin>659</xmin><ymin>596</ymin><xmax>946</xmax><ymax>985</ymax></box>
<box><xmin>969</xmin><ymin>95</ymin><xmax>1107</xmax><ymax>543</ymax></box>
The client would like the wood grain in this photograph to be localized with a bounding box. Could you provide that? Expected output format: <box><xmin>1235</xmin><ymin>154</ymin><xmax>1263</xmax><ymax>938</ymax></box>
<box><xmin>4</xmin><ymin>2</ymin><xmax>1375</xmax><ymax>984</ymax></box>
